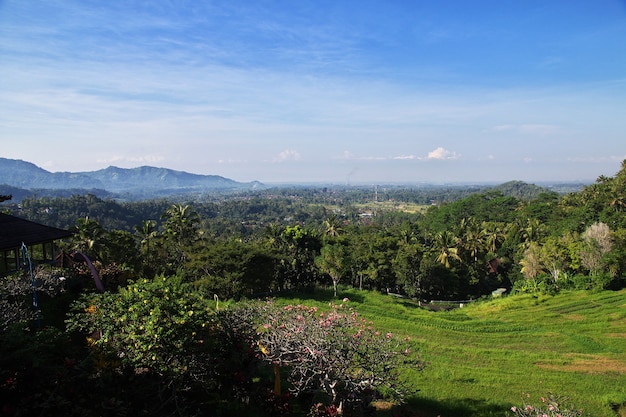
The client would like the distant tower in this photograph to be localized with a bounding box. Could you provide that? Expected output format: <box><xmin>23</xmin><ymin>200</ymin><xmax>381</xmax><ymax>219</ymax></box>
<box><xmin>374</xmin><ymin>185</ymin><xmax>378</xmax><ymax>202</ymax></box>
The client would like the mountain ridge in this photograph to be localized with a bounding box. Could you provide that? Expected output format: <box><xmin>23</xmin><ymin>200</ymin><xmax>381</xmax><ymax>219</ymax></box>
<box><xmin>0</xmin><ymin>157</ymin><xmax>264</xmax><ymax>199</ymax></box>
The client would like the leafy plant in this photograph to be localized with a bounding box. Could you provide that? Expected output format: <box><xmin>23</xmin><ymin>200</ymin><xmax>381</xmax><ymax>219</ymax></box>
<box><xmin>66</xmin><ymin>275</ymin><xmax>218</xmax><ymax>378</ymax></box>
<box><xmin>224</xmin><ymin>298</ymin><xmax>425</xmax><ymax>414</ymax></box>
<box><xmin>508</xmin><ymin>393</ymin><xmax>587</xmax><ymax>417</ymax></box>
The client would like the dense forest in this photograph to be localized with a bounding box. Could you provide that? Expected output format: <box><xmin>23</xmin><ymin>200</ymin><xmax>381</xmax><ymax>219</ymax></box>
<box><xmin>1</xmin><ymin>162</ymin><xmax>625</xmax><ymax>416</ymax></box>
<box><xmin>2</xmin><ymin>167</ymin><xmax>623</xmax><ymax>300</ymax></box>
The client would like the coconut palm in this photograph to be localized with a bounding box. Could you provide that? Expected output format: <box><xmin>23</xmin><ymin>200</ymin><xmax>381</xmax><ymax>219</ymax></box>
<box><xmin>323</xmin><ymin>215</ymin><xmax>344</xmax><ymax>238</ymax></box>
<box><xmin>135</xmin><ymin>219</ymin><xmax>158</xmax><ymax>257</ymax></box>
<box><xmin>71</xmin><ymin>216</ymin><xmax>106</xmax><ymax>260</ymax></box>
<box><xmin>432</xmin><ymin>230</ymin><xmax>461</xmax><ymax>269</ymax></box>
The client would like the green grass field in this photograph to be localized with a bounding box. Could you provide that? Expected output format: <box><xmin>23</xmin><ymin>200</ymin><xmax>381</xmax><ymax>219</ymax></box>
<box><xmin>278</xmin><ymin>288</ymin><xmax>626</xmax><ymax>417</ymax></box>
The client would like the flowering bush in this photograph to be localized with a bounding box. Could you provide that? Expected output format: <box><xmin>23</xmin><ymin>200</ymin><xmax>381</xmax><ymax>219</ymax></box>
<box><xmin>508</xmin><ymin>393</ymin><xmax>586</xmax><ymax>417</ymax></box>
<box><xmin>65</xmin><ymin>284</ymin><xmax>424</xmax><ymax>415</ymax></box>
<box><xmin>223</xmin><ymin>298</ymin><xmax>425</xmax><ymax>414</ymax></box>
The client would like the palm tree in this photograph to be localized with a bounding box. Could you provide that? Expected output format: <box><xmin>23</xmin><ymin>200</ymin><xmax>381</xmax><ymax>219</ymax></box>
<box><xmin>135</xmin><ymin>219</ymin><xmax>158</xmax><ymax>257</ymax></box>
<box><xmin>432</xmin><ymin>230</ymin><xmax>461</xmax><ymax>269</ymax></box>
<box><xmin>482</xmin><ymin>221</ymin><xmax>506</xmax><ymax>254</ymax></box>
<box><xmin>519</xmin><ymin>242</ymin><xmax>543</xmax><ymax>289</ymax></box>
<box><xmin>71</xmin><ymin>216</ymin><xmax>106</xmax><ymax>260</ymax></box>
<box><xmin>161</xmin><ymin>204</ymin><xmax>201</xmax><ymax>269</ymax></box>
<box><xmin>521</xmin><ymin>218</ymin><xmax>544</xmax><ymax>248</ymax></box>
<box><xmin>458</xmin><ymin>217</ymin><xmax>484</xmax><ymax>266</ymax></box>
<box><xmin>162</xmin><ymin>204</ymin><xmax>200</xmax><ymax>243</ymax></box>
<box><xmin>323</xmin><ymin>215</ymin><xmax>344</xmax><ymax>238</ymax></box>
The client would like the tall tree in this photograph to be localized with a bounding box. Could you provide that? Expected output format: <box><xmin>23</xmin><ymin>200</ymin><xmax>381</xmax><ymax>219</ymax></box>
<box><xmin>393</xmin><ymin>242</ymin><xmax>424</xmax><ymax>299</ymax></box>
<box><xmin>161</xmin><ymin>204</ymin><xmax>201</xmax><ymax>272</ymax></box>
<box><xmin>70</xmin><ymin>216</ymin><xmax>107</xmax><ymax>260</ymax></box>
<box><xmin>135</xmin><ymin>219</ymin><xmax>158</xmax><ymax>257</ymax></box>
<box><xmin>431</xmin><ymin>230</ymin><xmax>461</xmax><ymax>269</ymax></box>
<box><xmin>315</xmin><ymin>243</ymin><xmax>349</xmax><ymax>297</ymax></box>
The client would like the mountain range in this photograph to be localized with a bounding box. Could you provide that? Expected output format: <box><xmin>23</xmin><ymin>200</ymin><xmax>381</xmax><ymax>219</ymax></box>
<box><xmin>0</xmin><ymin>157</ymin><xmax>264</xmax><ymax>200</ymax></box>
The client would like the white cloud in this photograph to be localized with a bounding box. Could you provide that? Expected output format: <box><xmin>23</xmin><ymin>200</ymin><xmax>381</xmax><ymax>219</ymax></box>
<box><xmin>426</xmin><ymin>147</ymin><xmax>460</xmax><ymax>160</ymax></box>
<box><xmin>274</xmin><ymin>149</ymin><xmax>301</xmax><ymax>162</ymax></box>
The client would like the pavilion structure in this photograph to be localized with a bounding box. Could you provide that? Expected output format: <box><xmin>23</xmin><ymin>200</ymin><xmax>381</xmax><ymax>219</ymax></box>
<box><xmin>0</xmin><ymin>213</ymin><xmax>73</xmax><ymax>275</ymax></box>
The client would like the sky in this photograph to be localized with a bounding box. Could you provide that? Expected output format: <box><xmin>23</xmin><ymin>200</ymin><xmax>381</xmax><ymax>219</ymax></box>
<box><xmin>1</xmin><ymin>1</ymin><xmax>625</xmax><ymax>185</ymax></box>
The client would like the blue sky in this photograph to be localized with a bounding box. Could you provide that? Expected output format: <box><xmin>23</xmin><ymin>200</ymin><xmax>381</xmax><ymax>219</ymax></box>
<box><xmin>1</xmin><ymin>1</ymin><xmax>625</xmax><ymax>184</ymax></box>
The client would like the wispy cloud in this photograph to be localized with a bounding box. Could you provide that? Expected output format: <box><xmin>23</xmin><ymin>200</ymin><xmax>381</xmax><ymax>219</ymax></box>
<box><xmin>491</xmin><ymin>124</ymin><xmax>560</xmax><ymax>135</ymax></box>
<box><xmin>337</xmin><ymin>148</ymin><xmax>459</xmax><ymax>161</ymax></box>
<box><xmin>1</xmin><ymin>2</ymin><xmax>625</xmax><ymax>183</ymax></box>
<box><xmin>338</xmin><ymin>151</ymin><xmax>416</xmax><ymax>161</ymax></box>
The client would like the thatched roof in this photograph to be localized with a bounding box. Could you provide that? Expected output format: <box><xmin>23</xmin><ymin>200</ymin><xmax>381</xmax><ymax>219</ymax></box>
<box><xmin>0</xmin><ymin>213</ymin><xmax>72</xmax><ymax>250</ymax></box>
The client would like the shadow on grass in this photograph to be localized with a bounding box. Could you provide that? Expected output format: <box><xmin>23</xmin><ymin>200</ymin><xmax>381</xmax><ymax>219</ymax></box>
<box><xmin>397</xmin><ymin>298</ymin><xmax>423</xmax><ymax>309</ymax></box>
<box><xmin>375</xmin><ymin>395</ymin><xmax>511</xmax><ymax>417</ymax></box>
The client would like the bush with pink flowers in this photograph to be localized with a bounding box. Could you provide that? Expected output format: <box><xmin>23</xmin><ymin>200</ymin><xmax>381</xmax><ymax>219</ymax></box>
<box><xmin>508</xmin><ymin>393</ymin><xmax>587</xmax><ymax>417</ymax></box>
<box><xmin>222</xmin><ymin>298</ymin><xmax>425</xmax><ymax>415</ymax></box>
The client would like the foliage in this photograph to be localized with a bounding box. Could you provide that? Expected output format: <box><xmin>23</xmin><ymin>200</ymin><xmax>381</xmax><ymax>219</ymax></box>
<box><xmin>315</xmin><ymin>243</ymin><xmax>350</xmax><ymax>297</ymax></box>
<box><xmin>64</xmin><ymin>275</ymin><xmax>275</xmax><ymax>415</ymax></box>
<box><xmin>6</xmin><ymin>160</ymin><xmax>626</xmax><ymax>302</ymax></box>
<box><xmin>66</xmin><ymin>275</ymin><xmax>218</xmax><ymax>377</ymax></box>
<box><xmin>0</xmin><ymin>266</ymin><xmax>66</xmax><ymax>331</ymax></box>
<box><xmin>508</xmin><ymin>393</ymin><xmax>586</xmax><ymax>417</ymax></box>
<box><xmin>224</xmin><ymin>298</ymin><xmax>424</xmax><ymax>414</ymax></box>
<box><xmin>185</xmin><ymin>238</ymin><xmax>277</xmax><ymax>298</ymax></box>
<box><xmin>63</xmin><ymin>281</ymin><xmax>423</xmax><ymax>416</ymax></box>
<box><xmin>0</xmin><ymin>325</ymin><xmax>94</xmax><ymax>416</ymax></box>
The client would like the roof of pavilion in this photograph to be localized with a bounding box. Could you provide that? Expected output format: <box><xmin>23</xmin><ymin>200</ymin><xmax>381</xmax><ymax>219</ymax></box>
<box><xmin>0</xmin><ymin>213</ymin><xmax>73</xmax><ymax>250</ymax></box>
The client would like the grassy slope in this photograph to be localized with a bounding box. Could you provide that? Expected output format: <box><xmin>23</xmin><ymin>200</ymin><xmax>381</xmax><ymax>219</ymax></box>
<box><xmin>279</xmin><ymin>289</ymin><xmax>626</xmax><ymax>417</ymax></box>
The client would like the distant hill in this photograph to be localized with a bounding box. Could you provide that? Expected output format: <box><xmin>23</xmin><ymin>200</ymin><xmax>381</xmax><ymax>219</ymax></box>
<box><xmin>492</xmin><ymin>180</ymin><xmax>552</xmax><ymax>200</ymax></box>
<box><xmin>0</xmin><ymin>157</ymin><xmax>264</xmax><ymax>200</ymax></box>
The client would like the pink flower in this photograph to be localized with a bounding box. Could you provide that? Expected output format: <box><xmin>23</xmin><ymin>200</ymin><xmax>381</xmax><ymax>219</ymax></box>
<box><xmin>510</xmin><ymin>406</ymin><xmax>517</xmax><ymax>412</ymax></box>
<box><xmin>386</xmin><ymin>332</ymin><xmax>393</xmax><ymax>339</ymax></box>
<box><xmin>343</xmin><ymin>297</ymin><xmax>349</xmax><ymax>302</ymax></box>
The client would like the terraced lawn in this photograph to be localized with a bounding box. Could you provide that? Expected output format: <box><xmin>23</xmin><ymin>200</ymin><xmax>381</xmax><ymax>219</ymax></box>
<box><xmin>279</xmin><ymin>289</ymin><xmax>626</xmax><ymax>417</ymax></box>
